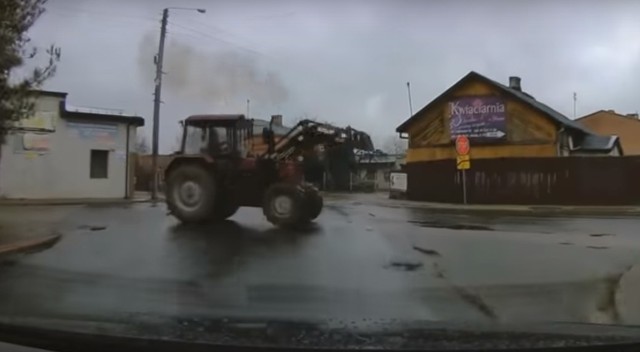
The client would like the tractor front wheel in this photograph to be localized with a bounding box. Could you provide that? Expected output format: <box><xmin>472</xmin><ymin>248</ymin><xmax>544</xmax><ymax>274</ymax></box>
<box><xmin>166</xmin><ymin>164</ymin><xmax>216</xmax><ymax>223</ymax></box>
<box><xmin>263</xmin><ymin>183</ymin><xmax>308</xmax><ymax>228</ymax></box>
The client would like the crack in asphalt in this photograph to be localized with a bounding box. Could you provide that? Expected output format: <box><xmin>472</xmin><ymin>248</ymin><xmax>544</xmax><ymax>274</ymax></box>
<box><xmin>409</xmin><ymin>220</ymin><xmax>493</xmax><ymax>231</ymax></box>
<box><xmin>412</xmin><ymin>246</ymin><xmax>498</xmax><ymax>321</ymax></box>
<box><xmin>412</xmin><ymin>246</ymin><xmax>441</xmax><ymax>257</ymax></box>
<box><xmin>385</xmin><ymin>261</ymin><xmax>423</xmax><ymax>272</ymax></box>
<box><xmin>429</xmin><ymin>262</ymin><xmax>498</xmax><ymax>321</ymax></box>
<box><xmin>590</xmin><ymin>233</ymin><xmax>615</xmax><ymax>237</ymax></box>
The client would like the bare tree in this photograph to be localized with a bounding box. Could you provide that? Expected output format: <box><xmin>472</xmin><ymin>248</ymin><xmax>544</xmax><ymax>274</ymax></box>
<box><xmin>136</xmin><ymin>135</ymin><xmax>150</xmax><ymax>154</ymax></box>
<box><xmin>0</xmin><ymin>0</ymin><xmax>61</xmax><ymax>144</ymax></box>
<box><xmin>381</xmin><ymin>135</ymin><xmax>407</xmax><ymax>155</ymax></box>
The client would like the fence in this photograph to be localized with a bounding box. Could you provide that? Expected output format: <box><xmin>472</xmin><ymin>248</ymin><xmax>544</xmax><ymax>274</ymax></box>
<box><xmin>135</xmin><ymin>154</ymin><xmax>174</xmax><ymax>191</ymax></box>
<box><xmin>405</xmin><ymin>156</ymin><xmax>640</xmax><ymax>205</ymax></box>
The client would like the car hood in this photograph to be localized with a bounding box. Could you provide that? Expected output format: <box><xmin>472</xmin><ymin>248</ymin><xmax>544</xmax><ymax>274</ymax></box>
<box><xmin>2</xmin><ymin>315</ymin><xmax>640</xmax><ymax>352</ymax></box>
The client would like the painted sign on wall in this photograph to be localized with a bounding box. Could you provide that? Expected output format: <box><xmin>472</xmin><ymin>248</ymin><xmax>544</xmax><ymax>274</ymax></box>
<box><xmin>449</xmin><ymin>96</ymin><xmax>506</xmax><ymax>142</ymax></box>
<box><xmin>22</xmin><ymin>133</ymin><xmax>51</xmax><ymax>151</ymax></box>
<box><xmin>12</xmin><ymin>133</ymin><xmax>51</xmax><ymax>153</ymax></box>
<box><xmin>67</xmin><ymin>121</ymin><xmax>118</xmax><ymax>145</ymax></box>
<box><xmin>15</xmin><ymin>111</ymin><xmax>57</xmax><ymax>131</ymax></box>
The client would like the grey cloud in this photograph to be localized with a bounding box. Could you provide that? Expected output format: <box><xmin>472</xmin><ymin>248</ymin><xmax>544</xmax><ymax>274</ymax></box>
<box><xmin>137</xmin><ymin>31</ymin><xmax>289</xmax><ymax>109</ymax></box>
<box><xmin>27</xmin><ymin>0</ymin><xmax>640</xmax><ymax>151</ymax></box>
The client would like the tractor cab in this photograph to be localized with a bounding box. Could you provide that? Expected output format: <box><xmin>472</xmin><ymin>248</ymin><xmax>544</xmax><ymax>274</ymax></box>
<box><xmin>179</xmin><ymin>114</ymin><xmax>254</xmax><ymax>158</ymax></box>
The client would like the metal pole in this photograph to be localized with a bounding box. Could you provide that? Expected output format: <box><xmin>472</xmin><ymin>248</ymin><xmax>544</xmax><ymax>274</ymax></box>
<box><xmin>406</xmin><ymin>82</ymin><xmax>414</xmax><ymax>116</ymax></box>
<box><xmin>322</xmin><ymin>171</ymin><xmax>326</xmax><ymax>191</ymax></box>
<box><xmin>462</xmin><ymin>170</ymin><xmax>467</xmax><ymax>204</ymax></box>
<box><xmin>151</xmin><ymin>8</ymin><xmax>168</xmax><ymax>202</ymax></box>
<box><xmin>573</xmin><ymin>92</ymin><xmax>577</xmax><ymax>118</ymax></box>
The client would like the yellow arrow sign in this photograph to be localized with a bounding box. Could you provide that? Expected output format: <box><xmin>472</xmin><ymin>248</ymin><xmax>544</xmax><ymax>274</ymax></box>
<box><xmin>457</xmin><ymin>154</ymin><xmax>471</xmax><ymax>170</ymax></box>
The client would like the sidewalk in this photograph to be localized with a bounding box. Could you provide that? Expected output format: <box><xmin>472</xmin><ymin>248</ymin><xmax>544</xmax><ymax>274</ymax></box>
<box><xmin>325</xmin><ymin>192</ymin><xmax>640</xmax><ymax>216</ymax></box>
<box><xmin>0</xmin><ymin>191</ymin><xmax>157</xmax><ymax>206</ymax></box>
<box><xmin>0</xmin><ymin>205</ymin><xmax>73</xmax><ymax>258</ymax></box>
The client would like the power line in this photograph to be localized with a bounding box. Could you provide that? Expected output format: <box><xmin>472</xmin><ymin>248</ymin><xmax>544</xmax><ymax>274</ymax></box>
<box><xmin>166</xmin><ymin>30</ymin><xmax>205</xmax><ymax>42</ymax></box>
<box><xmin>167</xmin><ymin>20</ymin><xmax>271</xmax><ymax>59</ymax></box>
<box><xmin>182</xmin><ymin>19</ymin><xmax>264</xmax><ymax>51</ymax></box>
<box><xmin>166</xmin><ymin>20</ymin><xmax>326</xmax><ymax>82</ymax></box>
<box><xmin>45</xmin><ymin>5</ymin><xmax>157</xmax><ymax>22</ymax></box>
<box><xmin>45</xmin><ymin>9</ymin><xmax>154</xmax><ymax>28</ymax></box>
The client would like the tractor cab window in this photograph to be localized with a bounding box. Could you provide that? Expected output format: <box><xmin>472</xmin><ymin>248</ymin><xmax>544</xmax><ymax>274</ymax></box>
<box><xmin>183</xmin><ymin>123</ymin><xmax>235</xmax><ymax>156</ymax></box>
<box><xmin>210</xmin><ymin>127</ymin><xmax>231</xmax><ymax>155</ymax></box>
<box><xmin>183</xmin><ymin>125</ymin><xmax>206</xmax><ymax>155</ymax></box>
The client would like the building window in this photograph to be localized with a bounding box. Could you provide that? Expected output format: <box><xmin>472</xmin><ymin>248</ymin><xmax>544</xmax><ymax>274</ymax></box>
<box><xmin>90</xmin><ymin>150</ymin><xmax>109</xmax><ymax>179</ymax></box>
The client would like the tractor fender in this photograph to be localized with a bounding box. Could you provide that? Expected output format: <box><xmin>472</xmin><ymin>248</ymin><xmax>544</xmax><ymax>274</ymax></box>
<box><xmin>164</xmin><ymin>155</ymin><xmax>214</xmax><ymax>181</ymax></box>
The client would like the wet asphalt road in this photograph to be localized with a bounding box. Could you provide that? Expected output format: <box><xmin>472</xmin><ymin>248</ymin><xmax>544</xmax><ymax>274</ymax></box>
<box><xmin>1</xmin><ymin>196</ymin><xmax>640</xmax><ymax>329</ymax></box>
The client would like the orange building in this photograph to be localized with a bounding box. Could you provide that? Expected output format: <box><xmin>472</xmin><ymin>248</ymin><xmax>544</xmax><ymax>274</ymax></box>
<box><xmin>577</xmin><ymin>110</ymin><xmax>640</xmax><ymax>155</ymax></box>
<box><xmin>247</xmin><ymin>115</ymin><xmax>291</xmax><ymax>156</ymax></box>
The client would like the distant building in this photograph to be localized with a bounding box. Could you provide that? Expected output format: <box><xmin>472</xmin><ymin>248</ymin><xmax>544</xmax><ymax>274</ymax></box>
<box><xmin>248</xmin><ymin>115</ymin><xmax>290</xmax><ymax>156</ymax></box>
<box><xmin>577</xmin><ymin>110</ymin><xmax>640</xmax><ymax>155</ymax></box>
<box><xmin>0</xmin><ymin>90</ymin><xmax>144</xmax><ymax>199</ymax></box>
<box><xmin>353</xmin><ymin>151</ymin><xmax>404</xmax><ymax>191</ymax></box>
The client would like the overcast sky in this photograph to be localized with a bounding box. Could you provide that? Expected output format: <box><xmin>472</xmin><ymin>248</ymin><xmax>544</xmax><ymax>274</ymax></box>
<box><xmin>25</xmin><ymin>0</ymin><xmax>640</xmax><ymax>152</ymax></box>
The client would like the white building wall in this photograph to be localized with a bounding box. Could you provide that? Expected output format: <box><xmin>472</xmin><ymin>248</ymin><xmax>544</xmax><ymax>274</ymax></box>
<box><xmin>0</xmin><ymin>95</ymin><xmax>138</xmax><ymax>199</ymax></box>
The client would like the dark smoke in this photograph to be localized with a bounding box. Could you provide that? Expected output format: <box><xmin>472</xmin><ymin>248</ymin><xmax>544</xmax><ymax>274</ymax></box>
<box><xmin>137</xmin><ymin>31</ymin><xmax>289</xmax><ymax>107</ymax></box>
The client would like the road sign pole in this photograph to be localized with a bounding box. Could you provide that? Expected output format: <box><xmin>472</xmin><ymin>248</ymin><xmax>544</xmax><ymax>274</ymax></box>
<box><xmin>462</xmin><ymin>169</ymin><xmax>467</xmax><ymax>204</ymax></box>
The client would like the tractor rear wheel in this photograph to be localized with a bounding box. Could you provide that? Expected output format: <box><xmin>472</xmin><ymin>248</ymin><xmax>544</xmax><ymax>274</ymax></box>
<box><xmin>303</xmin><ymin>185</ymin><xmax>323</xmax><ymax>220</ymax></box>
<box><xmin>263</xmin><ymin>183</ymin><xmax>308</xmax><ymax>228</ymax></box>
<box><xmin>166</xmin><ymin>164</ymin><xmax>216</xmax><ymax>223</ymax></box>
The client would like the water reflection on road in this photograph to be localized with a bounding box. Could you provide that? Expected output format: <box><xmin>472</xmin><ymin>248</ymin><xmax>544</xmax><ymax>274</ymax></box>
<box><xmin>0</xmin><ymin>197</ymin><xmax>638</xmax><ymax>328</ymax></box>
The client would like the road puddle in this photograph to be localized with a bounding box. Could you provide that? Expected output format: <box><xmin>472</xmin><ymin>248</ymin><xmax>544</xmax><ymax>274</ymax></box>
<box><xmin>409</xmin><ymin>220</ymin><xmax>493</xmax><ymax>231</ymax></box>
<box><xmin>385</xmin><ymin>261</ymin><xmax>423</xmax><ymax>272</ymax></box>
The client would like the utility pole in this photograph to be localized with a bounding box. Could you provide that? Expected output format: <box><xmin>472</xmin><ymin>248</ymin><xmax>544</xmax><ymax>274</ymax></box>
<box><xmin>406</xmin><ymin>82</ymin><xmax>414</xmax><ymax>117</ymax></box>
<box><xmin>573</xmin><ymin>92</ymin><xmax>577</xmax><ymax>119</ymax></box>
<box><xmin>151</xmin><ymin>8</ymin><xmax>168</xmax><ymax>202</ymax></box>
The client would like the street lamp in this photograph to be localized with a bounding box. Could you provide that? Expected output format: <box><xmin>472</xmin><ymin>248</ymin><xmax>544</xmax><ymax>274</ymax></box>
<box><xmin>151</xmin><ymin>7</ymin><xmax>206</xmax><ymax>202</ymax></box>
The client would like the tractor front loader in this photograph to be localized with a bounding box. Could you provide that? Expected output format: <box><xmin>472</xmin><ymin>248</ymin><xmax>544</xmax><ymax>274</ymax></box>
<box><xmin>164</xmin><ymin>114</ymin><xmax>373</xmax><ymax>228</ymax></box>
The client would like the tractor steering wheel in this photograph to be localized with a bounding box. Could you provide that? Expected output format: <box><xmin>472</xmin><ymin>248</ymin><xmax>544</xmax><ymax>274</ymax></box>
<box><xmin>218</xmin><ymin>141</ymin><xmax>230</xmax><ymax>154</ymax></box>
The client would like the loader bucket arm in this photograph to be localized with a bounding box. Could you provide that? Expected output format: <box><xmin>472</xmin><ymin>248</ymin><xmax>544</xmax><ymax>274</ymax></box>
<box><xmin>259</xmin><ymin>119</ymin><xmax>374</xmax><ymax>161</ymax></box>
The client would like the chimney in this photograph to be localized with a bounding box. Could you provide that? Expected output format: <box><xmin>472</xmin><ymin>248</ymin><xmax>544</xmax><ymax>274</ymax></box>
<box><xmin>508</xmin><ymin>76</ymin><xmax>522</xmax><ymax>91</ymax></box>
<box><xmin>270</xmin><ymin>114</ymin><xmax>283</xmax><ymax>127</ymax></box>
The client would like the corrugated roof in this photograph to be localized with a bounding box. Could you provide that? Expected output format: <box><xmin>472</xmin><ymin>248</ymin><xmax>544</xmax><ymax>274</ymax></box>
<box><xmin>479</xmin><ymin>74</ymin><xmax>593</xmax><ymax>135</ymax></box>
<box><xmin>357</xmin><ymin>155</ymin><xmax>401</xmax><ymax>164</ymax></box>
<box><xmin>29</xmin><ymin>89</ymin><xmax>68</xmax><ymax>98</ymax></box>
<box><xmin>185</xmin><ymin>114</ymin><xmax>245</xmax><ymax>123</ymax></box>
<box><xmin>579</xmin><ymin>134</ymin><xmax>620</xmax><ymax>152</ymax></box>
<box><xmin>61</xmin><ymin>102</ymin><xmax>144</xmax><ymax>126</ymax></box>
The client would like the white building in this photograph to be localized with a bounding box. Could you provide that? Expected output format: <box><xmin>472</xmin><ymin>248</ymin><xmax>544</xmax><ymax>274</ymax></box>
<box><xmin>353</xmin><ymin>151</ymin><xmax>405</xmax><ymax>191</ymax></box>
<box><xmin>0</xmin><ymin>90</ymin><xmax>144</xmax><ymax>199</ymax></box>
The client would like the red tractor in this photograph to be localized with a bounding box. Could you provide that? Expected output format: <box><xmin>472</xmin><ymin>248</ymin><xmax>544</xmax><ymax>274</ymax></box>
<box><xmin>164</xmin><ymin>114</ymin><xmax>373</xmax><ymax>227</ymax></box>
